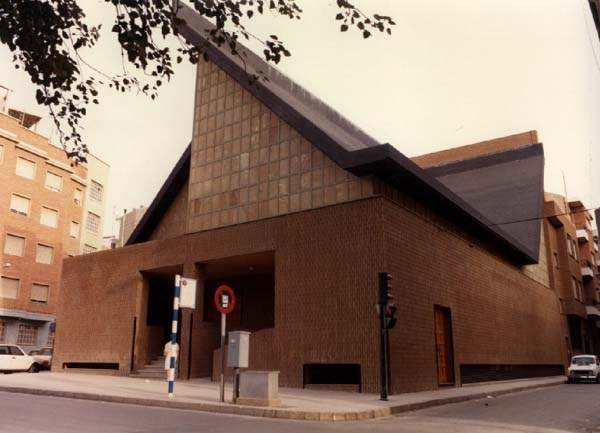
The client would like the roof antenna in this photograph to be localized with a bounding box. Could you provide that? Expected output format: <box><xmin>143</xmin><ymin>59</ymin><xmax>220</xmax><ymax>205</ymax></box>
<box><xmin>562</xmin><ymin>170</ymin><xmax>570</xmax><ymax>218</ymax></box>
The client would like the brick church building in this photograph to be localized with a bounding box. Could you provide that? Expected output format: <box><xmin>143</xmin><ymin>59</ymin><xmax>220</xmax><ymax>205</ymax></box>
<box><xmin>52</xmin><ymin>5</ymin><xmax>566</xmax><ymax>393</ymax></box>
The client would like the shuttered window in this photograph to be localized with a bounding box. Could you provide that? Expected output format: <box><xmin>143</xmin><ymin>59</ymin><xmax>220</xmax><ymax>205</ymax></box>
<box><xmin>30</xmin><ymin>283</ymin><xmax>49</xmax><ymax>303</ymax></box>
<box><xmin>16</xmin><ymin>157</ymin><xmax>36</xmax><ymax>179</ymax></box>
<box><xmin>45</xmin><ymin>172</ymin><xmax>62</xmax><ymax>192</ymax></box>
<box><xmin>0</xmin><ymin>277</ymin><xmax>19</xmax><ymax>299</ymax></box>
<box><xmin>4</xmin><ymin>234</ymin><xmax>25</xmax><ymax>256</ymax></box>
<box><xmin>70</xmin><ymin>221</ymin><xmax>80</xmax><ymax>238</ymax></box>
<box><xmin>17</xmin><ymin>324</ymin><xmax>37</xmax><ymax>346</ymax></box>
<box><xmin>36</xmin><ymin>244</ymin><xmax>54</xmax><ymax>264</ymax></box>
<box><xmin>0</xmin><ymin>321</ymin><xmax>5</xmax><ymax>343</ymax></box>
<box><xmin>10</xmin><ymin>194</ymin><xmax>30</xmax><ymax>216</ymax></box>
<box><xmin>40</xmin><ymin>206</ymin><xmax>58</xmax><ymax>228</ymax></box>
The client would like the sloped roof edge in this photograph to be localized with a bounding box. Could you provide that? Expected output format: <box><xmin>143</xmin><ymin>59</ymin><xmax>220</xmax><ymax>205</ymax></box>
<box><xmin>126</xmin><ymin>144</ymin><xmax>191</xmax><ymax>245</ymax></box>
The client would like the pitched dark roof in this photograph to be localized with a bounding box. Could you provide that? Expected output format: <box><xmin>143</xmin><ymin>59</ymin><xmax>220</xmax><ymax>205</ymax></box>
<box><xmin>129</xmin><ymin>4</ymin><xmax>543</xmax><ymax>265</ymax></box>
<box><xmin>424</xmin><ymin>144</ymin><xmax>545</xmax><ymax>261</ymax></box>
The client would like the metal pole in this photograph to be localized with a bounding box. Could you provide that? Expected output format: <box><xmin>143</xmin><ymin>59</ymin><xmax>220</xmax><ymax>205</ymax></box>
<box><xmin>379</xmin><ymin>303</ymin><xmax>388</xmax><ymax>401</ymax></box>
<box><xmin>168</xmin><ymin>275</ymin><xmax>181</xmax><ymax>399</ymax></box>
<box><xmin>233</xmin><ymin>367</ymin><xmax>240</xmax><ymax>403</ymax></box>
<box><xmin>219</xmin><ymin>312</ymin><xmax>226</xmax><ymax>402</ymax></box>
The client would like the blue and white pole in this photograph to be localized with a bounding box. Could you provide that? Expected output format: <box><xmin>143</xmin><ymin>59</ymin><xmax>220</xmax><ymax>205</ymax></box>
<box><xmin>168</xmin><ymin>274</ymin><xmax>181</xmax><ymax>399</ymax></box>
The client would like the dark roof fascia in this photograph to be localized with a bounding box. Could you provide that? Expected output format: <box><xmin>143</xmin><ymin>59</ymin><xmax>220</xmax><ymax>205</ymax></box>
<box><xmin>126</xmin><ymin>144</ymin><xmax>191</xmax><ymax>245</ymax></box>
<box><xmin>177</xmin><ymin>15</ymin><xmax>358</xmax><ymax>167</ymax></box>
<box><xmin>344</xmin><ymin>144</ymin><xmax>539</xmax><ymax>264</ymax></box>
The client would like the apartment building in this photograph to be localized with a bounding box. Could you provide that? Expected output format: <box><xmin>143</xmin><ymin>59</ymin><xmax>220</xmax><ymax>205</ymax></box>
<box><xmin>569</xmin><ymin>199</ymin><xmax>600</xmax><ymax>353</ymax></box>
<box><xmin>0</xmin><ymin>105</ymin><xmax>108</xmax><ymax>351</ymax></box>
<box><xmin>79</xmin><ymin>154</ymin><xmax>109</xmax><ymax>254</ymax></box>
<box><xmin>543</xmin><ymin>194</ymin><xmax>588</xmax><ymax>357</ymax></box>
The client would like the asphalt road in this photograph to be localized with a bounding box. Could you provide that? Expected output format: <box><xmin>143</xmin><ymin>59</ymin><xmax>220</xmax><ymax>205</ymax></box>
<box><xmin>2</xmin><ymin>384</ymin><xmax>600</xmax><ymax>433</ymax></box>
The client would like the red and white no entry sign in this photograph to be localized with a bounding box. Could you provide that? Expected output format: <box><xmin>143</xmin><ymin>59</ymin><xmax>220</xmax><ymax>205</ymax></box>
<box><xmin>214</xmin><ymin>285</ymin><xmax>236</xmax><ymax>314</ymax></box>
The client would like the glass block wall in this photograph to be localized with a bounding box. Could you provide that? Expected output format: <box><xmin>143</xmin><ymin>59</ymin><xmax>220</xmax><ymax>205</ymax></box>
<box><xmin>187</xmin><ymin>60</ymin><xmax>374</xmax><ymax>233</ymax></box>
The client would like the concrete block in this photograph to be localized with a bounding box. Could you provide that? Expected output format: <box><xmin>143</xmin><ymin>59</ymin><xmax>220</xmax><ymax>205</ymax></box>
<box><xmin>237</xmin><ymin>371</ymin><xmax>280</xmax><ymax>406</ymax></box>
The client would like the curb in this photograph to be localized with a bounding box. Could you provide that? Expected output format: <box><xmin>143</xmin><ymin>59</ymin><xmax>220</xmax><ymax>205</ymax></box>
<box><xmin>0</xmin><ymin>379</ymin><xmax>564</xmax><ymax>422</ymax></box>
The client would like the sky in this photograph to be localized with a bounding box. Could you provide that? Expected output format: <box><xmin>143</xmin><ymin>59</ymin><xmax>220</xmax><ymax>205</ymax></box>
<box><xmin>1</xmin><ymin>0</ymin><xmax>599</xmax><ymax>236</ymax></box>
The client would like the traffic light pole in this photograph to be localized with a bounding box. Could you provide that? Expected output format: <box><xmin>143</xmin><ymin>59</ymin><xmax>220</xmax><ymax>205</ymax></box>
<box><xmin>379</xmin><ymin>301</ymin><xmax>389</xmax><ymax>401</ymax></box>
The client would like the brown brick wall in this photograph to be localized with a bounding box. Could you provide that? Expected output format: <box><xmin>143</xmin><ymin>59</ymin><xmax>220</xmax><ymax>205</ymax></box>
<box><xmin>54</xmin><ymin>198</ymin><xmax>382</xmax><ymax>390</ymax></box>
<box><xmin>55</xmin><ymin>194</ymin><xmax>565</xmax><ymax>393</ymax></box>
<box><xmin>148</xmin><ymin>182</ymin><xmax>188</xmax><ymax>241</ymax></box>
<box><xmin>54</xmin><ymin>238</ymin><xmax>187</xmax><ymax>372</ymax></box>
<box><xmin>382</xmin><ymin>198</ymin><xmax>565</xmax><ymax>393</ymax></box>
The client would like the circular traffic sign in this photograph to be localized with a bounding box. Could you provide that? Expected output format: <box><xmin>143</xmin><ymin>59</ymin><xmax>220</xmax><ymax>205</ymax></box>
<box><xmin>214</xmin><ymin>285</ymin><xmax>236</xmax><ymax>314</ymax></box>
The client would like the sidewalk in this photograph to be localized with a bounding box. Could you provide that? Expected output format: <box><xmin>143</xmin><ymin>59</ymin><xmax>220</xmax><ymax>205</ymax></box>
<box><xmin>0</xmin><ymin>372</ymin><xmax>565</xmax><ymax>422</ymax></box>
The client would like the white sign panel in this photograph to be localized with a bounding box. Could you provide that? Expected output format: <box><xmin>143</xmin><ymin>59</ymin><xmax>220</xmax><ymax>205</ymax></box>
<box><xmin>179</xmin><ymin>277</ymin><xmax>197</xmax><ymax>309</ymax></box>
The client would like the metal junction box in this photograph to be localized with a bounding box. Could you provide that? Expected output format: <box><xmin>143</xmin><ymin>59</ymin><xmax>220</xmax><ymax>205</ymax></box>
<box><xmin>227</xmin><ymin>331</ymin><xmax>250</xmax><ymax>368</ymax></box>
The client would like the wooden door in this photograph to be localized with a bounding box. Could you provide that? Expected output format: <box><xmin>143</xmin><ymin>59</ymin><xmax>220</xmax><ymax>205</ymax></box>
<box><xmin>434</xmin><ymin>306</ymin><xmax>455</xmax><ymax>385</ymax></box>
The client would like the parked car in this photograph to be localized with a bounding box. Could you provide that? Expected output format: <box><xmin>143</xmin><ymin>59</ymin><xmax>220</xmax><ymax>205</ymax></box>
<box><xmin>0</xmin><ymin>344</ymin><xmax>41</xmax><ymax>373</ymax></box>
<box><xmin>29</xmin><ymin>347</ymin><xmax>53</xmax><ymax>370</ymax></box>
<box><xmin>567</xmin><ymin>355</ymin><xmax>600</xmax><ymax>383</ymax></box>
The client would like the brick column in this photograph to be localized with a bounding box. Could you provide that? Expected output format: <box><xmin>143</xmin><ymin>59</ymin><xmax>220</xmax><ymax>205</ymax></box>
<box><xmin>178</xmin><ymin>262</ymin><xmax>204</xmax><ymax>380</ymax></box>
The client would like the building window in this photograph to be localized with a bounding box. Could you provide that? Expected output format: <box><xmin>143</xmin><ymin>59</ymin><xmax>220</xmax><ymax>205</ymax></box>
<box><xmin>35</xmin><ymin>244</ymin><xmax>54</xmax><ymax>265</ymax></box>
<box><xmin>4</xmin><ymin>233</ymin><xmax>25</xmax><ymax>256</ymax></box>
<box><xmin>0</xmin><ymin>144</ymin><xmax>4</xmax><ymax>164</ymax></box>
<box><xmin>90</xmin><ymin>180</ymin><xmax>103</xmax><ymax>202</ymax></box>
<box><xmin>572</xmin><ymin>277</ymin><xmax>579</xmax><ymax>300</ymax></box>
<box><xmin>17</xmin><ymin>324</ymin><xmax>37</xmax><ymax>346</ymax></box>
<box><xmin>10</xmin><ymin>194</ymin><xmax>30</xmax><ymax>216</ymax></box>
<box><xmin>567</xmin><ymin>235</ymin><xmax>574</xmax><ymax>257</ymax></box>
<box><xmin>0</xmin><ymin>321</ymin><xmax>5</xmax><ymax>343</ymax></box>
<box><xmin>573</xmin><ymin>240</ymin><xmax>579</xmax><ymax>261</ymax></box>
<box><xmin>15</xmin><ymin>156</ymin><xmax>36</xmax><ymax>180</ymax></box>
<box><xmin>82</xmin><ymin>244</ymin><xmax>97</xmax><ymax>255</ymax></box>
<box><xmin>74</xmin><ymin>188</ymin><xmax>83</xmax><ymax>206</ymax></box>
<box><xmin>45</xmin><ymin>172</ymin><xmax>62</xmax><ymax>192</ymax></box>
<box><xmin>553</xmin><ymin>251</ymin><xmax>559</xmax><ymax>269</ymax></box>
<box><xmin>30</xmin><ymin>283</ymin><xmax>49</xmax><ymax>303</ymax></box>
<box><xmin>86</xmin><ymin>212</ymin><xmax>100</xmax><ymax>234</ymax></box>
<box><xmin>0</xmin><ymin>277</ymin><xmax>19</xmax><ymax>299</ymax></box>
<box><xmin>70</xmin><ymin>221</ymin><xmax>80</xmax><ymax>238</ymax></box>
<box><xmin>40</xmin><ymin>206</ymin><xmax>58</xmax><ymax>228</ymax></box>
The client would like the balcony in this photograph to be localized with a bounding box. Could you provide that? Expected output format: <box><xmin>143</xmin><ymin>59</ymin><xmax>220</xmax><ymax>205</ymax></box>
<box><xmin>586</xmin><ymin>305</ymin><xmax>600</xmax><ymax>318</ymax></box>
<box><xmin>582</xmin><ymin>266</ymin><xmax>594</xmax><ymax>279</ymax></box>
<box><xmin>577</xmin><ymin>229</ymin><xmax>589</xmax><ymax>242</ymax></box>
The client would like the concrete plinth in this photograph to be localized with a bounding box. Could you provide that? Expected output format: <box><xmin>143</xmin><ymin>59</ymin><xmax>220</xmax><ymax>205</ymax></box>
<box><xmin>238</xmin><ymin>371</ymin><xmax>280</xmax><ymax>407</ymax></box>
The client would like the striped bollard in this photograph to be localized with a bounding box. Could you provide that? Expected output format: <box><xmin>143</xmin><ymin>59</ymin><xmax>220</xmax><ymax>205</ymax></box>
<box><xmin>168</xmin><ymin>274</ymin><xmax>181</xmax><ymax>399</ymax></box>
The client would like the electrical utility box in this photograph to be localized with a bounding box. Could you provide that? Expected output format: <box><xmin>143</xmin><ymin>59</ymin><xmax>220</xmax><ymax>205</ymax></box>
<box><xmin>227</xmin><ymin>331</ymin><xmax>250</xmax><ymax>368</ymax></box>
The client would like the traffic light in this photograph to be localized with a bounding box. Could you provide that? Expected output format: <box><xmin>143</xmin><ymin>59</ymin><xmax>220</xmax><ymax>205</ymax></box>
<box><xmin>385</xmin><ymin>304</ymin><xmax>397</xmax><ymax>329</ymax></box>
<box><xmin>378</xmin><ymin>272</ymin><xmax>393</xmax><ymax>306</ymax></box>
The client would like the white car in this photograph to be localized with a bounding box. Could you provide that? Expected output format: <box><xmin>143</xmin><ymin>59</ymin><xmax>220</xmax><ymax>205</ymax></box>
<box><xmin>567</xmin><ymin>355</ymin><xmax>600</xmax><ymax>383</ymax></box>
<box><xmin>29</xmin><ymin>347</ymin><xmax>53</xmax><ymax>370</ymax></box>
<box><xmin>0</xmin><ymin>344</ymin><xmax>41</xmax><ymax>373</ymax></box>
